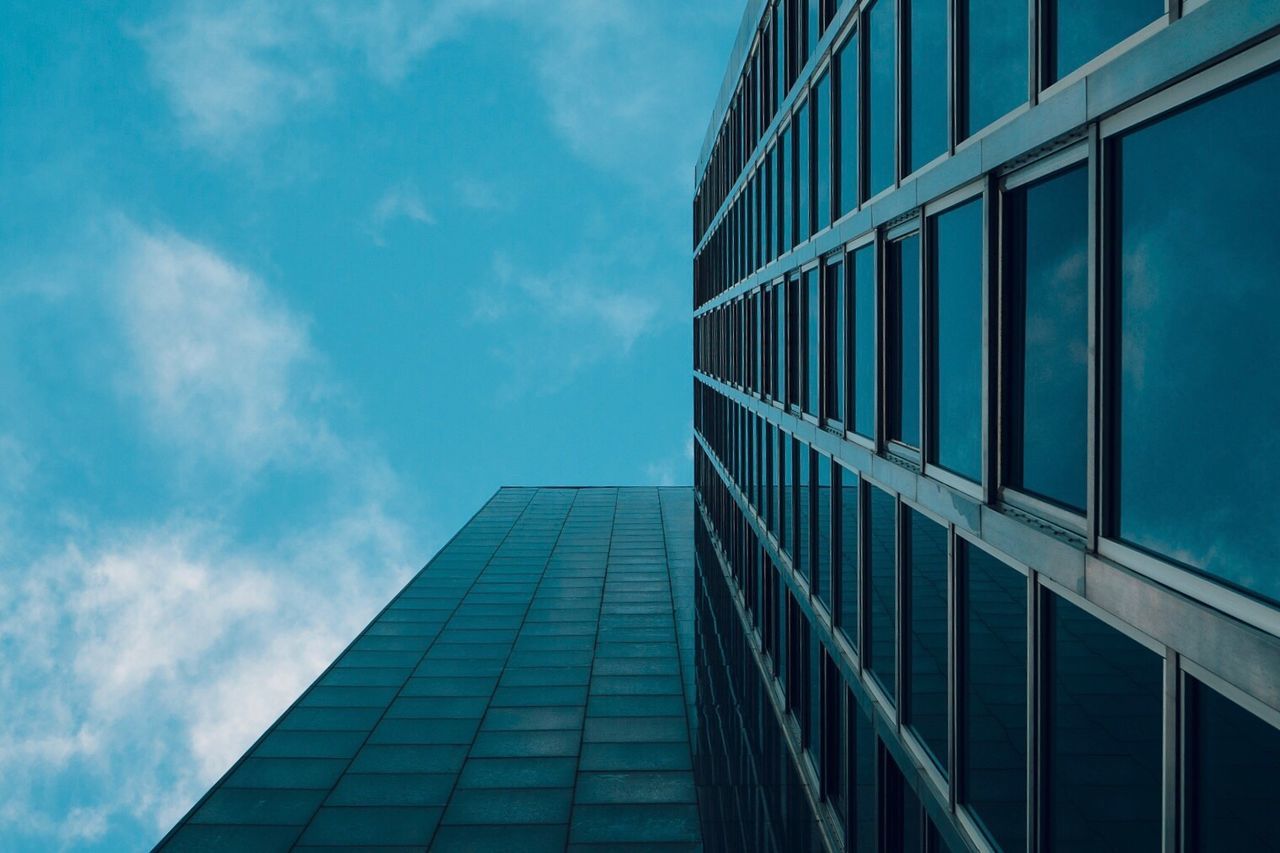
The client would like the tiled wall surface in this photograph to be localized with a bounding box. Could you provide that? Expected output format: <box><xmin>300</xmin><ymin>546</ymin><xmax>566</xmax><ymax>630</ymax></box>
<box><xmin>156</xmin><ymin>487</ymin><xmax>702</xmax><ymax>852</ymax></box>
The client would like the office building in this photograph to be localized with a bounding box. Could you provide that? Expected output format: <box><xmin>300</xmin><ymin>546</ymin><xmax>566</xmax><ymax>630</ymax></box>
<box><xmin>692</xmin><ymin>1</ymin><xmax>1280</xmax><ymax>850</ymax></box>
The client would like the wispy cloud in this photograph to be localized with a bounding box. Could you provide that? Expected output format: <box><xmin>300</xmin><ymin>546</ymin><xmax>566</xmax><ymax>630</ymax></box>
<box><xmin>369</xmin><ymin>181</ymin><xmax>436</xmax><ymax>245</ymax></box>
<box><xmin>453</xmin><ymin>176</ymin><xmax>515</xmax><ymax>213</ymax></box>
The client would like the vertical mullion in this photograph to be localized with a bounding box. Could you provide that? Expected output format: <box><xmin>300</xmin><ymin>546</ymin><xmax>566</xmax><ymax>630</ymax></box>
<box><xmin>1162</xmin><ymin>652</ymin><xmax>1180</xmax><ymax>853</ymax></box>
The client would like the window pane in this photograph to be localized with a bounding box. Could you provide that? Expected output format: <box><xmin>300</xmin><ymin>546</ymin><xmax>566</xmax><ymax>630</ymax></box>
<box><xmin>837</xmin><ymin>465</ymin><xmax>859</xmax><ymax>648</ymax></box>
<box><xmin>797</xmin><ymin>439</ymin><xmax>811</xmax><ymax>579</ymax></box>
<box><xmin>808</xmin><ymin>628</ymin><xmax>822</xmax><ymax>769</ymax></box>
<box><xmin>1046</xmin><ymin>594</ymin><xmax>1162</xmax><ymax>851</ymax></box>
<box><xmin>851</xmin><ymin>244</ymin><xmax>876</xmax><ymax>438</ymax></box>
<box><xmin>836</xmin><ymin>30</ymin><xmax>859</xmax><ymax>217</ymax></box>
<box><xmin>909</xmin><ymin>0</ymin><xmax>949</xmax><ymax>172</ymax></box>
<box><xmin>807</xmin><ymin>268</ymin><xmax>820</xmax><ymax>415</ymax></box>
<box><xmin>775</xmin><ymin>283</ymin><xmax>787</xmax><ymax>403</ymax></box>
<box><xmin>824</xmin><ymin>261</ymin><xmax>845</xmax><ymax>423</ymax></box>
<box><xmin>1049</xmin><ymin>0</ymin><xmax>1162</xmax><ymax>84</ymax></box>
<box><xmin>849</xmin><ymin>691</ymin><xmax>877</xmax><ymax>850</ymax></box>
<box><xmin>1188</xmin><ymin>677</ymin><xmax>1280</xmax><ymax>851</ymax></box>
<box><xmin>964</xmin><ymin>0</ymin><xmax>1027</xmax><ymax>136</ymax></box>
<box><xmin>780</xmin><ymin>429</ymin><xmax>792</xmax><ymax>556</ymax></box>
<box><xmin>775</xmin><ymin>2</ymin><xmax>788</xmax><ymax>107</ymax></box>
<box><xmin>815</xmin><ymin>71</ymin><xmax>832</xmax><ymax>230</ymax></box>
<box><xmin>764</xmin><ymin>149</ymin><xmax>774</xmax><ymax>261</ymax></box>
<box><xmin>890</xmin><ymin>235</ymin><xmax>921</xmax><ymax>447</ymax></box>
<box><xmin>907</xmin><ymin>509</ymin><xmax>948</xmax><ymax>772</ymax></box>
<box><xmin>1007</xmin><ymin>163</ymin><xmax>1087</xmax><ymax>511</ymax></box>
<box><xmin>962</xmin><ymin>543</ymin><xmax>1027</xmax><ymax>853</ymax></box>
<box><xmin>796</xmin><ymin>97</ymin><xmax>811</xmax><ymax>245</ymax></box>
<box><xmin>780</xmin><ymin>123</ymin><xmax>793</xmax><ymax>251</ymax></box>
<box><xmin>868</xmin><ymin>0</ymin><xmax>897</xmax><ymax>196</ymax></box>
<box><xmin>788</xmin><ymin>277</ymin><xmax>801</xmax><ymax>407</ymax></box>
<box><xmin>1117</xmin><ymin>68</ymin><xmax>1280</xmax><ymax>604</ymax></box>
<box><xmin>930</xmin><ymin>198</ymin><xmax>983</xmax><ymax>480</ymax></box>
<box><xmin>817</xmin><ymin>455</ymin><xmax>833</xmax><ymax>611</ymax></box>
<box><xmin>868</xmin><ymin>485</ymin><xmax>897</xmax><ymax>701</ymax></box>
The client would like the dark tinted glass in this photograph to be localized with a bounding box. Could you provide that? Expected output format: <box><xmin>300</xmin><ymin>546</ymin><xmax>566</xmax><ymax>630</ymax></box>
<box><xmin>824</xmin><ymin>261</ymin><xmax>845</xmax><ymax>423</ymax></box>
<box><xmin>964</xmin><ymin>0</ymin><xmax>1027</xmax><ymax>136</ymax></box>
<box><xmin>775</xmin><ymin>283</ymin><xmax>787</xmax><ymax>403</ymax></box>
<box><xmin>907</xmin><ymin>509</ymin><xmax>948</xmax><ymax>772</ymax></box>
<box><xmin>909</xmin><ymin>0</ymin><xmax>949</xmax><ymax>172</ymax></box>
<box><xmin>764</xmin><ymin>151</ymin><xmax>774</xmax><ymax>261</ymax></box>
<box><xmin>890</xmin><ymin>235</ymin><xmax>921</xmax><ymax>447</ymax></box>
<box><xmin>850</xmin><ymin>692</ymin><xmax>877</xmax><ymax>850</ymax></box>
<box><xmin>1048</xmin><ymin>0</ymin><xmax>1162</xmax><ymax>83</ymax></box>
<box><xmin>1007</xmin><ymin>164</ymin><xmax>1087</xmax><ymax>511</ymax></box>
<box><xmin>775</xmin><ymin>2</ymin><xmax>788</xmax><ymax>107</ymax></box>
<box><xmin>930</xmin><ymin>199</ymin><xmax>983</xmax><ymax>480</ymax></box>
<box><xmin>780</xmin><ymin>123</ymin><xmax>793</xmax><ymax>250</ymax></box>
<box><xmin>780</xmin><ymin>429</ymin><xmax>792</xmax><ymax>555</ymax></box>
<box><xmin>807</xmin><ymin>268</ymin><xmax>820</xmax><ymax>415</ymax></box>
<box><xmin>777</xmin><ymin>578</ymin><xmax>789</xmax><ymax>682</ymax></box>
<box><xmin>1046</xmin><ymin>594</ymin><xmax>1162</xmax><ymax>851</ymax></box>
<box><xmin>788</xmin><ymin>278</ymin><xmax>801</xmax><ymax>407</ymax></box>
<box><xmin>851</xmin><ymin>244</ymin><xmax>876</xmax><ymax>438</ymax></box>
<box><xmin>797</xmin><ymin>439</ymin><xmax>811</xmax><ymax>579</ymax></box>
<box><xmin>815</xmin><ymin>71</ymin><xmax>832</xmax><ymax>230</ymax></box>
<box><xmin>817</xmin><ymin>455</ymin><xmax>833</xmax><ymax>611</ymax></box>
<box><xmin>1117</xmin><ymin>68</ymin><xmax>1280</xmax><ymax>604</ymax></box>
<box><xmin>868</xmin><ymin>485</ymin><xmax>897</xmax><ymax>700</ymax></box>
<box><xmin>962</xmin><ymin>543</ymin><xmax>1027</xmax><ymax>853</ymax></box>
<box><xmin>808</xmin><ymin>629</ymin><xmax>822</xmax><ymax>768</ymax></box>
<box><xmin>836</xmin><ymin>31</ymin><xmax>859</xmax><ymax>216</ymax></box>
<box><xmin>1188</xmin><ymin>678</ymin><xmax>1280</xmax><ymax>851</ymax></box>
<box><xmin>796</xmin><ymin>97</ymin><xmax>811</xmax><ymax>244</ymax></box>
<box><xmin>868</xmin><ymin>0</ymin><xmax>897</xmax><ymax>196</ymax></box>
<box><xmin>837</xmin><ymin>464</ymin><xmax>859</xmax><ymax>649</ymax></box>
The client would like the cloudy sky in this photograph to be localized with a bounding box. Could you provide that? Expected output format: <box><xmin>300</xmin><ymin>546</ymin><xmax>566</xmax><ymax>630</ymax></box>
<box><xmin>0</xmin><ymin>1</ymin><xmax>741</xmax><ymax>848</ymax></box>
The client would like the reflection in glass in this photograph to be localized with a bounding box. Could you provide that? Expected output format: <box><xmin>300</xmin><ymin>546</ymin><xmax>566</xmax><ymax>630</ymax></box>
<box><xmin>796</xmin><ymin>97</ymin><xmax>811</xmax><ymax>245</ymax></box>
<box><xmin>868</xmin><ymin>485</ymin><xmax>897</xmax><ymax>700</ymax></box>
<box><xmin>824</xmin><ymin>261</ymin><xmax>845</xmax><ymax>424</ymax></box>
<box><xmin>1188</xmin><ymin>677</ymin><xmax>1280</xmax><ymax>851</ymax></box>
<box><xmin>868</xmin><ymin>0</ymin><xmax>897</xmax><ymax>196</ymax></box>
<box><xmin>835</xmin><ymin>30</ymin><xmax>858</xmax><ymax>217</ymax></box>
<box><xmin>797</xmin><ymin>439</ymin><xmax>811</xmax><ymax>580</ymax></box>
<box><xmin>1117</xmin><ymin>68</ymin><xmax>1280</xmax><ymax>605</ymax></box>
<box><xmin>964</xmin><ymin>0</ymin><xmax>1027</xmax><ymax>136</ymax></box>
<box><xmin>961</xmin><ymin>542</ymin><xmax>1026</xmax><ymax>853</ymax></box>
<box><xmin>807</xmin><ymin>268</ymin><xmax>820</xmax><ymax>415</ymax></box>
<box><xmin>852</xmin><ymin>244</ymin><xmax>876</xmax><ymax>438</ymax></box>
<box><xmin>815</xmin><ymin>71</ymin><xmax>832</xmax><ymax>231</ymax></box>
<box><xmin>1048</xmin><ymin>0</ymin><xmax>1162</xmax><ymax>84</ymax></box>
<box><xmin>909</xmin><ymin>0</ymin><xmax>948</xmax><ymax>172</ymax></box>
<box><xmin>907</xmin><ymin>509</ymin><xmax>948</xmax><ymax>772</ymax></box>
<box><xmin>890</xmin><ymin>235</ymin><xmax>921</xmax><ymax>447</ymax></box>
<box><xmin>780</xmin><ymin>122</ymin><xmax>793</xmax><ymax>251</ymax></box>
<box><xmin>1007</xmin><ymin>164</ymin><xmax>1087</xmax><ymax>511</ymax></box>
<box><xmin>837</xmin><ymin>464</ymin><xmax>859</xmax><ymax>649</ymax></box>
<box><xmin>817</xmin><ymin>455</ymin><xmax>833</xmax><ymax>612</ymax></box>
<box><xmin>1046</xmin><ymin>593</ymin><xmax>1161</xmax><ymax>851</ymax></box>
<box><xmin>929</xmin><ymin>199</ymin><xmax>983</xmax><ymax>480</ymax></box>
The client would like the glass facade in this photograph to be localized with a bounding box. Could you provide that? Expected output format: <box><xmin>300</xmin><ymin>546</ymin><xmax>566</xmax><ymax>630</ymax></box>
<box><xmin>692</xmin><ymin>3</ymin><xmax>1280</xmax><ymax>851</ymax></box>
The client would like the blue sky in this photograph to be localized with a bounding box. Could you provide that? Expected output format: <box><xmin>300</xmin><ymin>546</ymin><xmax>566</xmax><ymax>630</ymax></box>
<box><xmin>0</xmin><ymin>1</ymin><xmax>741</xmax><ymax>847</ymax></box>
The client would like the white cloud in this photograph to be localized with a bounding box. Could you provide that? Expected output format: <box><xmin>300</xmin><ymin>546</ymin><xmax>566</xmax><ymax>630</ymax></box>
<box><xmin>454</xmin><ymin>176</ymin><xmax>515</xmax><ymax>213</ymax></box>
<box><xmin>110</xmin><ymin>223</ymin><xmax>335</xmax><ymax>475</ymax></box>
<box><xmin>369</xmin><ymin>181</ymin><xmax>436</xmax><ymax>245</ymax></box>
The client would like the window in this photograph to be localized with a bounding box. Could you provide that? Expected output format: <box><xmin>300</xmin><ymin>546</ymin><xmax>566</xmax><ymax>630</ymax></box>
<box><xmin>868</xmin><ymin>485</ymin><xmax>897</xmax><ymax>700</ymax></box>
<box><xmin>960</xmin><ymin>541</ymin><xmax>1026</xmax><ymax>853</ymax></box>
<box><xmin>796</xmin><ymin>439</ymin><xmax>811</xmax><ymax>579</ymax></box>
<box><xmin>796</xmin><ymin>97</ymin><xmax>811</xmax><ymax>244</ymax></box>
<box><xmin>867</xmin><ymin>0</ymin><xmax>897</xmax><ymax>197</ymax></box>
<box><xmin>1046</xmin><ymin>0</ymin><xmax>1162</xmax><ymax>84</ymax></box>
<box><xmin>775</xmin><ymin>1</ymin><xmax>789</xmax><ymax>110</ymax></box>
<box><xmin>848</xmin><ymin>692</ymin><xmax>877</xmax><ymax>850</ymax></box>
<box><xmin>850</xmin><ymin>243</ymin><xmax>876</xmax><ymax>439</ymax></box>
<box><xmin>1187</xmin><ymin>677</ymin><xmax>1280</xmax><ymax>851</ymax></box>
<box><xmin>780</xmin><ymin>123</ymin><xmax>793</xmax><ymax>252</ymax></box>
<box><xmin>814</xmin><ymin>70</ymin><xmax>832</xmax><ymax>231</ymax></box>
<box><xmin>1114</xmin><ymin>67</ymin><xmax>1280</xmax><ymax>604</ymax></box>
<box><xmin>1045</xmin><ymin>593</ymin><xmax>1162</xmax><ymax>851</ymax></box>
<box><xmin>779</xmin><ymin>428</ymin><xmax>792</xmax><ymax>555</ymax></box>
<box><xmin>908</xmin><ymin>0</ymin><xmax>948</xmax><ymax>172</ymax></box>
<box><xmin>962</xmin><ymin>0</ymin><xmax>1028</xmax><ymax>137</ymax></box>
<box><xmin>835</xmin><ymin>28</ymin><xmax>859</xmax><ymax>217</ymax></box>
<box><xmin>817</xmin><ymin>454</ymin><xmax>833</xmax><ymax>612</ymax></box>
<box><xmin>888</xmin><ymin>234</ymin><xmax>921</xmax><ymax>448</ymax></box>
<box><xmin>775</xmin><ymin>282</ymin><xmax>787</xmax><ymax>404</ymax></box>
<box><xmin>764</xmin><ymin>148</ymin><xmax>775</xmax><ymax>262</ymax></box>
<box><xmin>806</xmin><ymin>267</ymin><xmax>820</xmax><ymax>415</ymax></box>
<box><xmin>906</xmin><ymin>509</ymin><xmax>948</xmax><ymax>773</ymax></box>
<box><xmin>928</xmin><ymin>198</ymin><xmax>984</xmax><ymax>481</ymax></box>
<box><xmin>882</xmin><ymin>748</ymin><xmax>925</xmax><ymax>851</ymax></box>
<box><xmin>777</xmin><ymin>579</ymin><xmax>789</xmax><ymax>682</ymax></box>
<box><xmin>1006</xmin><ymin>163</ymin><xmax>1088</xmax><ymax>512</ymax></box>
<box><xmin>823</xmin><ymin>258</ymin><xmax>845</xmax><ymax>425</ymax></box>
<box><xmin>788</xmin><ymin>276</ymin><xmax>802</xmax><ymax>408</ymax></box>
<box><xmin>837</xmin><ymin>463</ymin><xmax>859</xmax><ymax>650</ymax></box>
<box><xmin>808</xmin><ymin>628</ymin><xmax>823</xmax><ymax>770</ymax></box>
